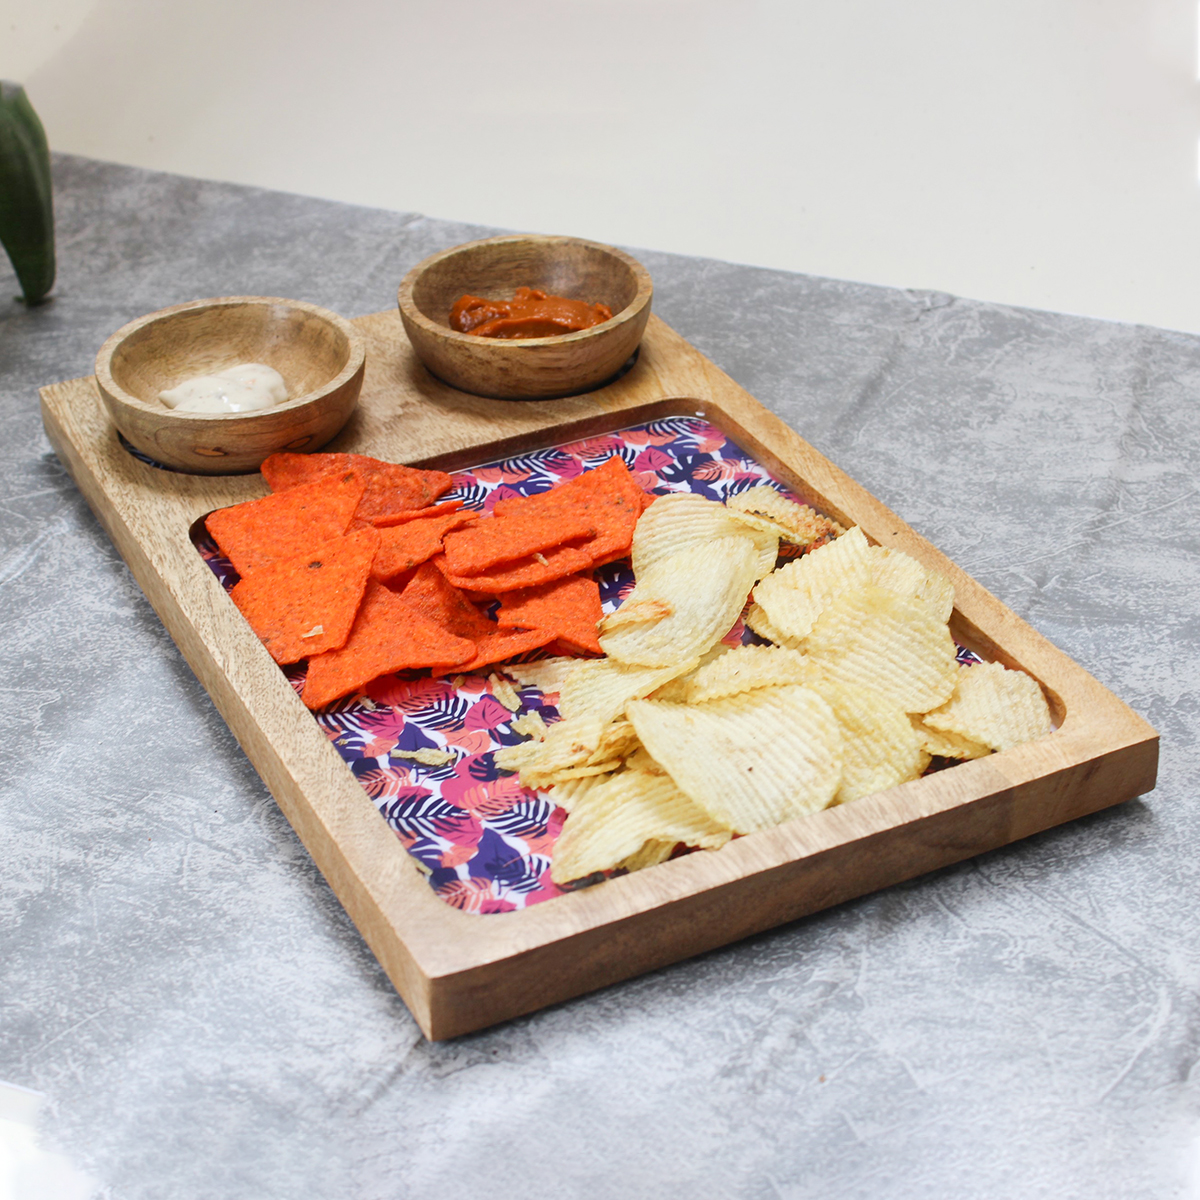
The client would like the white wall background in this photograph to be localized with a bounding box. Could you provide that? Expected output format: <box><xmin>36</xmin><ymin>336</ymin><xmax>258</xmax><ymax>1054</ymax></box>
<box><xmin>5</xmin><ymin>0</ymin><xmax>1200</xmax><ymax>333</ymax></box>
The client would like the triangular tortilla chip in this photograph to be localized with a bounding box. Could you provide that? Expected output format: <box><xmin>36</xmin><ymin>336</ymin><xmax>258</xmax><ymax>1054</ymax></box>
<box><xmin>229</xmin><ymin>527</ymin><xmax>379</xmax><ymax>664</ymax></box>
<box><xmin>303</xmin><ymin>580</ymin><xmax>476</xmax><ymax>709</ymax></box>
<box><xmin>441</xmin><ymin>510</ymin><xmax>596</xmax><ymax>576</ymax></box>
<box><xmin>496</xmin><ymin>575</ymin><xmax>603</xmax><ymax>654</ymax></box>
<box><xmin>372</xmin><ymin>510</ymin><xmax>478</xmax><ymax>581</ymax></box>
<box><xmin>260</xmin><ymin>452</ymin><xmax>454</xmax><ymax>523</ymax></box>
<box><xmin>207</xmin><ymin>472</ymin><xmax>365</xmax><ymax>577</ymax></box>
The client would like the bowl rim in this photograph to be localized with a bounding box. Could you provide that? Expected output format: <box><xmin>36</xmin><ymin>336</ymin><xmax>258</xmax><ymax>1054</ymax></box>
<box><xmin>94</xmin><ymin>295</ymin><xmax>367</xmax><ymax>423</ymax></box>
<box><xmin>397</xmin><ymin>233</ymin><xmax>654</xmax><ymax>349</ymax></box>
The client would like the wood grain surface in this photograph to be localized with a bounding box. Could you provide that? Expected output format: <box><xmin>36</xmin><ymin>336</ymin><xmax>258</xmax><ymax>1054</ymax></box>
<box><xmin>397</xmin><ymin>235</ymin><xmax>653</xmax><ymax>399</ymax></box>
<box><xmin>94</xmin><ymin>296</ymin><xmax>366</xmax><ymax>473</ymax></box>
<box><xmin>40</xmin><ymin>309</ymin><xmax>1159</xmax><ymax>1040</ymax></box>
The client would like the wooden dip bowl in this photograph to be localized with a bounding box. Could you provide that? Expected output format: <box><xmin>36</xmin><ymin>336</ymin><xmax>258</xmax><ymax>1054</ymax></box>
<box><xmin>397</xmin><ymin>234</ymin><xmax>653</xmax><ymax>400</ymax></box>
<box><xmin>95</xmin><ymin>296</ymin><xmax>366</xmax><ymax>474</ymax></box>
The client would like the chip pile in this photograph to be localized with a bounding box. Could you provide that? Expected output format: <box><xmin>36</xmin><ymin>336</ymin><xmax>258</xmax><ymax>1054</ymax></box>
<box><xmin>206</xmin><ymin>452</ymin><xmax>650</xmax><ymax>710</ymax></box>
<box><xmin>494</xmin><ymin>491</ymin><xmax>1053</xmax><ymax>886</ymax></box>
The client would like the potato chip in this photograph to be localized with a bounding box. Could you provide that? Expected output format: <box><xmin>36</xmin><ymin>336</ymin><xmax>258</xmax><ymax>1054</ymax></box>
<box><xmin>909</xmin><ymin>714</ymin><xmax>990</xmax><ymax>760</ymax></box>
<box><xmin>626</xmin><ymin>685</ymin><xmax>843</xmax><ymax>832</ymax></box>
<box><xmin>726</xmin><ymin>486</ymin><xmax>845</xmax><ymax>546</ymax></box>
<box><xmin>495</xmin><ymin>715</ymin><xmax>601</xmax><ymax>774</ymax></box>
<box><xmin>868</xmin><ymin>547</ymin><xmax>955</xmax><ymax>624</ymax></box>
<box><xmin>499</xmin><ymin>712</ymin><xmax>641</xmax><ymax>789</ymax></box>
<box><xmin>616</xmin><ymin>841</ymin><xmax>677</xmax><ymax>873</ymax></box>
<box><xmin>594</xmin><ymin>719</ymin><xmax>640</xmax><ymax>762</ymax></box>
<box><xmin>501</xmin><ymin>656</ymin><xmax>580</xmax><ymax>695</ymax></box>
<box><xmin>539</xmin><ymin>761</ymin><xmax>624</xmax><ymax>784</ymax></box>
<box><xmin>229</xmin><ymin>526</ymin><xmax>378</xmax><ymax>664</ymax></box>
<box><xmin>599</xmin><ymin>535</ymin><xmax>761</xmax><ymax>667</ymax></box>
<box><xmin>623</xmin><ymin>746</ymin><xmax>669</xmax><ymax>775</ymax></box>
<box><xmin>648</xmin><ymin>644</ymin><xmax>730</xmax><ymax>702</ymax></box>
<box><xmin>922</xmin><ymin>661</ymin><xmax>1052</xmax><ymax>751</ymax></box>
<box><xmin>207</xmin><ymin>473</ymin><xmax>366</xmax><ymax>577</ymax></box>
<box><xmin>393</xmin><ymin>747</ymin><xmax>456</xmax><ymax>767</ymax></box>
<box><xmin>557</xmin><ymin>656</ymin><xmax>702</xmax><ymax>725</ymax></box>
<box><xmin>809</xmin><ymin>680</ymin><xmax>928</xmax><ymax>804</ymax></box>
<box><xmin>548</xmin><ymin>772</ymin><xmax>609</xmax><ymax>815</ymax></box>
<box><xmin>302</xmin><ymin>581</ymin><xmax>476</xmax><ymax>709</ymax></box>
<box><xmin>742</xmin><ymin>601</ymin><xmax>802</xmax><ymax>649</ymax></box>
<box><xmin>492</xmin><ymin>739</ymin><xmax>544</xmax><ymax>775</ymax></box>
<box><xmin>499</xmin><ymin>712</ymin><xmax>606</xmax><ymax>771</ymax></box>
<box><xmin>751</xmin><ymin>525</ymin><xmax>872</xmax><ymax>644</ymax></box>
<box><xmin>684</xmin><ymin>644</ymin><xmax>811</xmax><ymax>704</ymax></box>
<box><xmin>803</xmin><ymin>583</ymin><xmax>958</xmax><ymax>714</ymax></box>
<box><xmin>549</xmin><ymin>769</ymin><xmax>732</xmax><ymax>884</ymax></box>
<box><xmin>510</xmin><ymin>710</ymin><xmax>550</xmax><ymax>740</ymax></box>
<box><xmin>488</xmin><ymin>672</ymin><xmax>522</xmax><ymax>712</ymax></box>
<box><xmin>630</xmin><ymin>492</ymin><xmax>778</xmax><ymax>579</ymax></box>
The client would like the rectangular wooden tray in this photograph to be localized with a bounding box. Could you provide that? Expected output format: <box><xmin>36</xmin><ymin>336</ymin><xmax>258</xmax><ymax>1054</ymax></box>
<box><xmin>40</xmin><ymin>310</ymin><xmax>1159</xmax><ymax>1040</ymax></box>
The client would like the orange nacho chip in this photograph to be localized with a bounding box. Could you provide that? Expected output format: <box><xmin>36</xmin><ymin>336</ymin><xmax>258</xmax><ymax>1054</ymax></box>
<box><xmin>260</xmin><ymin>452</ymin><xmax>454</xmax><ymax>523</ymax></box>
<box><xmin>302</xmin><ymin>580</ymin><xmax>476</xmax><ymax>710</ymax></box>
<box><xmin>370</xmin><ymin>499</ymin><xmax>465</xmax><ymax>529</ymax></box>
<box><xmin>491</xmin><ymin>455</ymin><xmax>646</xmax><ymax>566</ymax></box>
<box><xmin>433</xmin><ymin>545</ymin><xmax>595</xmax><ymax>593</ymax></box>
<box><xmin>458</xmin><ymin>627</ymin><xmax>558</xmax><ymax>674</ymax></box>
<box><xmin>372</xmin><ymin>510</ymin><xmax>479</xmax><ymax>582</ymax></box>
<box><xmin>207</xmin><ymin>473</ymin><xmax>366</xmax><ymax>577</ymax></box>
<box><xmin>441</xmin><ymin>509</ymin><xmax>596</xmax><ymax>576</ymax></box>
<box><xmin>229</xmin><ymin>527</ymin><xmax>379</xmax><ymax>664</ymax></box>
<box><xmin>399</xmin><ymin>562</ymin><xmax>496</xmax><ymax>641</ymax></box>
<box><xmin>496</xmin><ymin>575</ymin><xmax>604</xmax><ymax>655</ymax></box>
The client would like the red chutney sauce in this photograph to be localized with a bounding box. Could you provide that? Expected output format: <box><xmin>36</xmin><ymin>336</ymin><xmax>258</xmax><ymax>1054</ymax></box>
<box><xmin>448</xmin><ymin>287</ymin><xmax>613</xmax><ymax>339</ymax></box>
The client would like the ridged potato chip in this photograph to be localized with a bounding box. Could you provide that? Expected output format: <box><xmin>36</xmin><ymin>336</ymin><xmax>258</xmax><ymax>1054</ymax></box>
<box><xmin>648</xmin><ymin>643</ymin><xmax>730</xmax><ymax>702</ymax></box>
<box><xmin>550</xmin><ymin>769</ymin><xmax>732</xmax><ymax>884</ymax></box>
<box><xmin>743</xmin><ymin>601</ymin><xmax>802</xmax><ymax>649</ymax></box>
<box><xmin>632</xmin><ymin>493</ymin><xmax>777</xmax><ymax>579</ymax></box>
<box><xmin>752</xmin><ymin>525</ymin><xmax>872</xmax><ymax>643</ymax></box>
<box><xmin>803</xmin><ymin>584</ymin><xmax>958</xmax><ymax>714</ymax></box>
<box><xmin>810</xmin><ymin>680</ymin><xmax>928</xmax><ymax>804</ymax></box>
<box><xmin>922</xmin><ymin>661</ymin><xmax>1052</xmax><ymax>751</ymax></box>
<box><xmin>684</xmin><ymin>644</ymin><xmax>811</xmax><ymax>704</ymax></box>
<box><xmin>909</xmin><ymin>714</ymin><xmax>990</xmax><ymax>760</ymax></box>
<box><xmin>868</xmin><ymin>547</ymin><xmax>955</xmax><ymax>624</ymax></box>
<box><xmin>599</xmin><ymin>536</ymin><xmax>761</xmax><ymax>667</ymax></box>
<box><xmin>558</xmin><ymin>656</ymin><xmax>701</xmax><ymax>724</ymax></box>
<box><xmin>494</xmin><ymin>715</ymin><xmax>604</xmax><ymax>777</ymax></box>
<box><xmin>510</xmin><ymin>710</ymin><xmax>550</xmax><ymax>741</ymax></box>
<box><xmin>501</xmin><ymin>655</ymin><xmax>580</xmax><ymax>695</ymax></box>
<box><xmin>496</xmin><ymin>713</ymin><xmax>639</xmax><ymax>789</ymax></box>
<box><xmin>549</xmin><ymin>772</ymin><xmax>609</xmax><ymax>814</ymax></box>
<box><xmin>617</xmin><ymin>841</ymin><xmax>677</xmax><ymax>873</ymax></box>
<box><xmin>626</xmin><ymin>685</ymin><xmax>843</xmax><ymax>833</ymax></box>
<box><xmin>726</xmin><ymin>486</ymin><xmax>844</xmax><ymax>546</ymax></box>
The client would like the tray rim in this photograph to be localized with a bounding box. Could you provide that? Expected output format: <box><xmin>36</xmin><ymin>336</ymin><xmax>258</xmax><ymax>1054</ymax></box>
<box><xmin>39</xmin><ymin>310</ymin><xmax>1159</xmax><ymax>1039</ymax></box>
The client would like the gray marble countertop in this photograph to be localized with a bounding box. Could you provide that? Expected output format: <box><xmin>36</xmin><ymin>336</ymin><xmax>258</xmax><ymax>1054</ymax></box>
<box><xmin>2</xmin><ymin>156</ymin><xmax>1197</xmax><ymax>1200</ymax></box>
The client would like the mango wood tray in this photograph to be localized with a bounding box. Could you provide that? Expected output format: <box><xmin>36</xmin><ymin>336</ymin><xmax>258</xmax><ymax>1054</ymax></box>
<box><xmin>39</xmin><ymin>310</ymin><xmax>1159</xmax><ymax>1040</ymax></box>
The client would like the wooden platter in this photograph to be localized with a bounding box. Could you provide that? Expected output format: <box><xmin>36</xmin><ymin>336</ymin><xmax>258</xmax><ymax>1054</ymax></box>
<box><xmin>40</xmin><ymin>309</ymin><xmax>1159</xmax><ymax>1040</ymax></box>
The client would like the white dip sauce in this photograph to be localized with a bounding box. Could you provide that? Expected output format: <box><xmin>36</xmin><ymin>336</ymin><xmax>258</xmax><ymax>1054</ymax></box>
<box><xmin>159</xmin><ymin>363</ymin><xmax>289</xmax><ymax>413</ymax></box>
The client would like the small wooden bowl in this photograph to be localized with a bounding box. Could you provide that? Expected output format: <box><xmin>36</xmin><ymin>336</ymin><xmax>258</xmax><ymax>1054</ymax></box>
<box><xmin>397</xmin><ymin>234</ymin><xmax>653</xmax><ymax>400</ymax></box>
<box><xmin>95</xmin><ymin>296</ymin><xmax>366</xmax><ymax>474</ymax></box>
